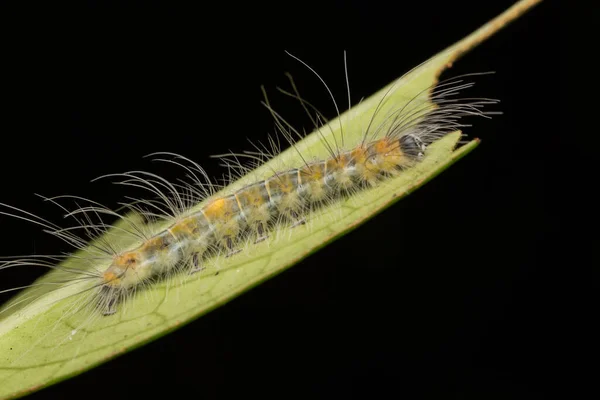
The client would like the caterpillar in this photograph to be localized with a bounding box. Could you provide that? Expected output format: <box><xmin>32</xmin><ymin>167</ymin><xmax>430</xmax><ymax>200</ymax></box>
<box><xmin>0</xmin><ymin>62</ymin><xmax>495</xmax><ymax>318</ymax></box>
<box><xmin>0</xmin><ymin>58</ymin><xmax>496</xmax><ymax>386</ymax></box>
<box><xmin>99</xmin><ymin>71</ymin><xmax>494</xmax><ymax>316</ymax></box>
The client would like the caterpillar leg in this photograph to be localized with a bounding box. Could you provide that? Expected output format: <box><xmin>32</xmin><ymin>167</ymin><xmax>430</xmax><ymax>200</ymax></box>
<box><xmin>291</xmin><ymin>219</ymin><xmax>306</xmax><ymax>228</ymax></box>
<box><xmin>102</xmin><ymin>297</ymin><xmax>118</xmax><ymax>316</ymax></box>
<box><xmin>189</xmin><ymin>252</ymin><xmax>205</xmax><ymax>274</ymax></box>
<box><xmin>254</xmin><ymin>222</ymin><xmax>269</xmax><ymax>243</ymax></box>
<box><xmin>225</xmin><ymin>236</ymin><xmax>242</xmax><ymax>257</ymax></box>
<box><xmin>289</xmin><ymin>210</ymin><xmax>306</xmax><ymax>228</ymax></box>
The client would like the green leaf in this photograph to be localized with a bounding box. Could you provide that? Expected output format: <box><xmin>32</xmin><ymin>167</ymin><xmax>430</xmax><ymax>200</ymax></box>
<box><xmin>0</xmin><ymin>0</ymin><xmax>542</xmax><ymax>398</ymax></box>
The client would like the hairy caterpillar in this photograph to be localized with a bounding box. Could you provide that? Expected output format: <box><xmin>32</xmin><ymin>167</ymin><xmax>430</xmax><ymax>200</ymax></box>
<box><xmin>0</xmin><ymin>60</ymin><xmax>495</xmax><ymax>316</ymax></box>
<box><xmin>0</xmin><ymin>53</ymin><xmax>494</xmax><ymax>386</ymax></box>
<box><xmin>89</xmin><ymin>71</ymin><xmax>494</xmax><ymax>316</ymax></box>
<box><xmin>0</xmin><ymin>0</ymin><xmax>548</xmax><ymax>396</ymax></box>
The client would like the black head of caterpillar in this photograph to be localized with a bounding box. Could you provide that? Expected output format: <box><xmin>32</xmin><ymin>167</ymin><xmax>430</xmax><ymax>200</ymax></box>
<box><xmin>398</xmin><ymin>134</ymin><xmax>428</xmax><ymax>159</ymax></box>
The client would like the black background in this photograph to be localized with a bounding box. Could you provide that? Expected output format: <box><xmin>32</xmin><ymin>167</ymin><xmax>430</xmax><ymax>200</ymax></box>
<box><xmin>0</xmin><ymin>1</ymin><xmax>568</xmax><ymax>399</ymax></box>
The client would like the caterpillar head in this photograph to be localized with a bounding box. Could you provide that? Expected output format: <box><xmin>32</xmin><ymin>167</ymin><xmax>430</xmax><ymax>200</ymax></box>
<box><xmin>399</xmin><ymin>134</ymin><xmax>427</xmax><ymax>160</ymax></box>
